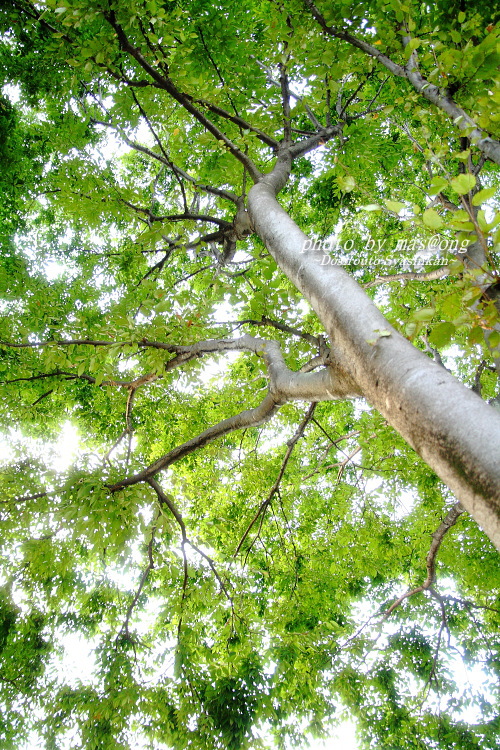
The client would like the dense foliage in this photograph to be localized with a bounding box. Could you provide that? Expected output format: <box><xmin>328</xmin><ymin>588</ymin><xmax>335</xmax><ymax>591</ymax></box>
<box><xmin>0</xmin><ymin>1</ymin><xmax>500</xmax><ymax>748</ymax></box>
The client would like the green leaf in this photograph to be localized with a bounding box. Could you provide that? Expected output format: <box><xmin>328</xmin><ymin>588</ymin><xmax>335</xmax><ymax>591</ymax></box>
<box><xmin>450</xmin><ymin>173</ymin><xmax>476</xmax><ymax>195</ymax></box>
<box><xmin>471</xmin><ymin>186</ymin><xmax>497</xmax><ymax>206</ymax></box>
<box><xmin>384</xmin><ymin>200</ymin><xmax>405</xmax><ymax>214</ymax></box>
<box><xmin>406</xmin><ymin>38</ymin><xmax>421</xmax><ymax>54</ymax></box>
<box><xmin>337</xmin><ymin>174</ymin><xmax>356</xmax><ymax>192</ymax></box>
<box><xmin>412</xmin><ymin>307</ymin><xmax>436</xmax><ymax>321</ymax></box>
<box><xmin>468</xmin><ymin>326</ymin><xmax>484</xmax><ymax>344</ymax></box>
<box><xmin>428</xmin><ymin>321</ymin><xmax>455</xmax><ymax>347</ymax></box>
<box><xmin>428</xmin><ymin>176</ymin><xmax>448</xmax><ymax>195</ymax></box>
<box><xmin>422</xmin><ymin>209</ymin><xmax>444</xmax><ymax>229</ymax></box>
<box><xmin>489</xmin><ymin>330</ymin><xmax>500</xmax><ymax>347</ymax></box>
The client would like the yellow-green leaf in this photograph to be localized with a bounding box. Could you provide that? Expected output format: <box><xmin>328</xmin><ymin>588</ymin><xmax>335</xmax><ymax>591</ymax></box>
<box><xmin>385</xmin><ymin>200</ymin><xmax>405</xmax><ymax>214</ymax></box>
<box><xmin>429</xmin><ymin>176</ymin><xmax>448</xmax><ymax>196</ymax></box>
<box><xmin>471</xmin><ymin>186</ymin><xmax>497</xmax><ymax>206</ymax></box>
<box><xmin>412</xmin><ymin>307</ymin><xmax>435</xmax><ymax>322</ymax></box>
<box><xmin>422</xmin><ymin>209</ymin><xmax>443</xmax><ymax>229</ymax></box>
<box><xmin>450</xmin><ymin>173</ymin><xmax>476</xmax><ymax>195</ymax></box>
<box><xmin>469</xmin><ymin>326</ymin><xmax>484</xmax><ymax>345</ymax></box>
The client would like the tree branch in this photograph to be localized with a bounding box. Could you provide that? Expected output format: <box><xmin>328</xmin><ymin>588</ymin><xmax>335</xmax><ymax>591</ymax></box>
<box><xmin>108</xmin><ymin>392</ymin><xmax>280</xmax><ymax>491</ymax></box>
<box><xmin>304</xmin><ymin>0</ymin><xmax>500</xmax><ymax>165</ymax></box>
<box><xmin>148</xmin><ymin>478</ymin><xmax>233</xmax><ymax>608</ymax></box>
<box><xmin>279</xmin><ymin>61</ymin><xmax>292</xmax><ymax>144</ymax></box>
<box><xmin>383</xmin><ymin>502</ymin><xmax>465</xmax><ymax>619</ymax></box>
<box><xmin>304</xmin><ymin>0</ymin><xmax>406</xmax><ymax>76</ymax></box>
<box><xmin>192</xmin><ymin>96</ymin><xmax>279</xmax><ymax>151</ymax></box>
<box><xmin>364</xmin><ymin>267</ymin><xmax>449</xmax><ymax>288</ymax></box>
<box><xmin>288</xmin><ymin>122</ymin><xmax>345</xmax><ymax>158</ymax></box>
<box><xmin>234</xmin><ymin>402</ymin><xmax>317</xmax><ymax>556</ymax></box>
<box><xmin>128</xmin><ymin>89</ymin><xmax>188</xmax><ymax>210</ymax></box>
<box><xmin>106</xmin><ymin>333</ymin><xmax>359</xmax><ymax>491</ymax></box>
<box><xmin>118</xmin><ymin>516</ymin><xmax>158</xmax><ymax>639</ymax></box>
<box><xmin>238</xmin><ymin>316</ymin><xmax>322</xmax><ymax>347</ymax></box>
<box><xmin>251</xmin><ymin>56</ymin><xmax>323</xmax><ymax>131</ymax></box>
<box><xmin>105</xmin><ymin>11</ymin><xmax>263</xmax><ymax>181</ymax></box>
<box><xmin>95</xmin><ymin>114</ymin><xmax>238</xmax><ymax>203</ymax></box>
<box><xmin>118</xmin><ymin>198</ymin><xmax>232</xmax><ymax>229</ymax></box>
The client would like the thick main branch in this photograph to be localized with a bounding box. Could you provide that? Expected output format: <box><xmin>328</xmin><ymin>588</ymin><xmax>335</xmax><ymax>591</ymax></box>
<box><xmin>248</xmin><ymin>166</ymin><xmax>500</xmax><ymax>550</ymax></box>
<box><xmin>105</xmin><ymin>334</ymin><xmax>356</xmax><ymax>490</ymax></box>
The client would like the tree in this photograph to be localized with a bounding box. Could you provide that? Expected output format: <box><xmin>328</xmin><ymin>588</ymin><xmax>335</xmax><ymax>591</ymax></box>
<box><xmin>0</xmin><ymin>0</ymin><xmax>499</xmax><ymax>747</ymax></box>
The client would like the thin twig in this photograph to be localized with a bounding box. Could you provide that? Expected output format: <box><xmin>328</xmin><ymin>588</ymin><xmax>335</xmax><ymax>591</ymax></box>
<box><xmin>234</xmin><ymin>403</ymin><xmax>316</xmax><ymax>557</ymax></box>
<box><xmin>364</xmin><ymin>267</ymin><xmax>449</xmax><ymax>288</ymax></box>
<box><xmin>118</xmin><ymin>516</ymin><xmax>159</xmax><ymax>639</ymax></box>
<box><xmin>382</xmin><ymin>502</ymin><xmax>465</xmax><ymax>620</ymax></box>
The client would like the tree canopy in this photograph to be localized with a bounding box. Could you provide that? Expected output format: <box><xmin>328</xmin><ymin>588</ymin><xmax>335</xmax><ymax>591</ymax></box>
<box><xmin>1</xmin><ymin>1</ymin><xmax>500</xmax><ymax>748</ymax></box>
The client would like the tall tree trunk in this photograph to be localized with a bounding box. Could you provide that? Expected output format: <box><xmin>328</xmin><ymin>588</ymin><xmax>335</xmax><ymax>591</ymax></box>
<box><xmin>249</xmin><ymin>161</ymin><xmax>500</xmax><ymax>550</ymax></box>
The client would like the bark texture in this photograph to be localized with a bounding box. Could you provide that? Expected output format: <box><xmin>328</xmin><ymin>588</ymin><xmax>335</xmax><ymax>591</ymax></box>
<box><xmin>248</xmin><ymin>170</ymin><xmax>500</xmax><ymax>550</ymax></box>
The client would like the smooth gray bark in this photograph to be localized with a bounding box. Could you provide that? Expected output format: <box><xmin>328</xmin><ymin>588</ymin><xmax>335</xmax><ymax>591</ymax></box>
<box><xmin>108</xmin><ymin>334</ymin><xmax>357</xmax><ymax>491</ymax></box>
<box><xmin>248</xmin><ymin>167</ymin><xmax>500</xmax><ymax>551</ymax></box>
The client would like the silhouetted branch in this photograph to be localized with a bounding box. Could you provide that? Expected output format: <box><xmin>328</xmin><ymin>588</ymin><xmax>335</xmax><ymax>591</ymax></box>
<box><xmin>234</xmin><ymin>403</ymin><xmax>316</xmax><ymax>556</ymax></box>
<box><xmin>383</xmin><ymin>502</ymin><xmax>465</xmax><ymax>619</ymax></box>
